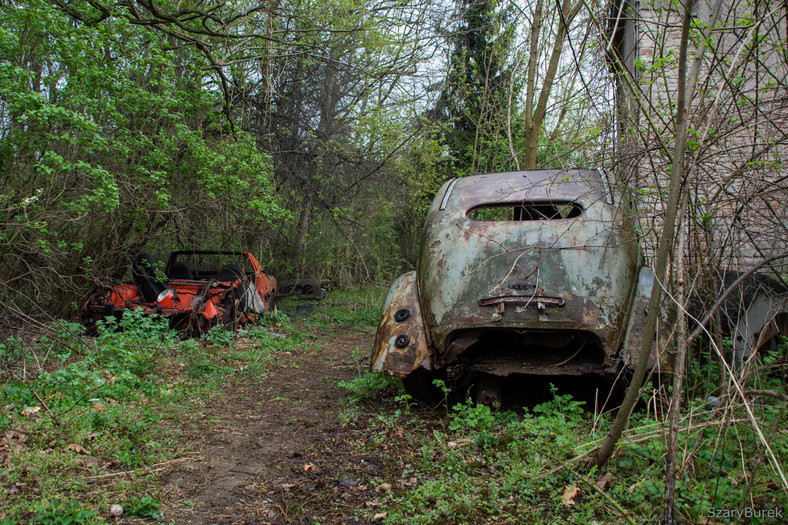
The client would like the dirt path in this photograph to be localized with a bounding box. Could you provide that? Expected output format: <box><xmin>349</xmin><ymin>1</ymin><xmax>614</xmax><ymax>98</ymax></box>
<box><xmin>159</xmin><ymin>328</ymin><xmax>382</xmax><ymax>524</ymax></box>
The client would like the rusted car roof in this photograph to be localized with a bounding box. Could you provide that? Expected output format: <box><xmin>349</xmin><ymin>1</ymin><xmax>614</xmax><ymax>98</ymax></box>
<box><xmin>436</xmin><ymin>170</ymin><xmax>613</xmax><ymax>211</ymax></box>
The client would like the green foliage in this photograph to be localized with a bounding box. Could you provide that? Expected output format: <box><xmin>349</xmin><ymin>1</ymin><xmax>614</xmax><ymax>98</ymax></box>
<box><xmin>124</xmin><ymin>495</ymin><xmax>162</xmax><ymax>519</ymax></box>
<box><xmin>304</xmin><ymin>288</ymin><xmax>386</xmax><ymax>331</ymax></box>
<box><xmin>0</xmin><ymin>306</ymin><xmax>304</xmax><ymax>521</ymax></box>
<box><xmin>355</xmin><ymin>373</ymin><xmax>788</xmax><ymax>524</ymax></box>
<box><xmin>201</xmin><ymin>324</ymin><xmax>235</xmax><ymax>347</ymax></box>
<box><xmin>428</xmin><ymin>0</ymin><xmax>517</xmax><ymax>174</ymax></box>
<box><xmin>339</xmin><ymin>371</ymin><xmax>401</xmax><ymax>404</ymax></box>
<box><xmin>34</xmin><ymin>501</ymin><xmax>96</xmax><ymax>525</ymax></box>
<box><xmin>259</xmin><ymin>310</ymin><xmax>292</xmax><ymax>328</ymax></box>
<box><xmin>0</xmin><ymin>0</ymin><xmax>288</xmax><ymax>314</ymax></box>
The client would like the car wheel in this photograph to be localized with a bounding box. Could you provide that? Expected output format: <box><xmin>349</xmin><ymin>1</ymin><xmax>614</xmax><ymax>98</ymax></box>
<box><xmin>402</xmin><ymin>368</ymin><xmax>446</xmax><ymax>407</ymax></box>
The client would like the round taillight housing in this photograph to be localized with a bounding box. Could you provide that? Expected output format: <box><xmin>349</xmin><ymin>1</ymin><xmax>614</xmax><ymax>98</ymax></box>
<box><xmin>157</xmin><ymin>288</ymin><xmax>176</xmax><ymax>308</ymax></box>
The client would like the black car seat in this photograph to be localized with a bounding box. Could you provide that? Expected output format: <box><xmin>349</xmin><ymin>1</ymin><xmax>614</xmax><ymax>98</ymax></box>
<box><xmin>131</xmin><ymin>253</ymin><xmax>165</xmax><ymax>302</ymax></box>
<box><xmin>217</xmin><ymin>264</ymin><xmax>245</xmax><ymax>282</ymax></box>
<box><xmin>169</xmin><ymin>261</ymin><xmax>194</xmax><ymax>280</ymax></box>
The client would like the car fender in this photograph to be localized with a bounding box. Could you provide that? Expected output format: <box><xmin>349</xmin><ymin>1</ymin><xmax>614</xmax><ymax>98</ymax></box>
<box><xmin>371</xmin><ymin>271</ymin><xmax>432</xmax><ymax>377</ymax></box>
<box><xmin>621</xmin><ymin>267</ymin><xmax>676</xmax><ymax>372</ymax></box>
<box><xmin>731</xmin><ymin>292</ymin><xmax>788</xmax><ymax>369</ymax></box>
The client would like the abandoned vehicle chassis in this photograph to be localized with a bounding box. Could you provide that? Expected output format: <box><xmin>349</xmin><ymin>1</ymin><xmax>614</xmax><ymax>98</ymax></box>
<box><xmin>82</xmin><ymin>251</ymin><xmax>277</xmax><ymax>337</ymax></box>
<box><xmin>371</xmin><ymin>170</ymin><xmax>676</xmax><ymax>401</ymax></box>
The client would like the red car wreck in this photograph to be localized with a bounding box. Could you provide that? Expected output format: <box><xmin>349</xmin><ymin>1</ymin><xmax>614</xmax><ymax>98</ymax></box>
<box><xmin>82</xmin><ymin>251</ymin><xmax>277</xmax><ymax>336</ymax></box>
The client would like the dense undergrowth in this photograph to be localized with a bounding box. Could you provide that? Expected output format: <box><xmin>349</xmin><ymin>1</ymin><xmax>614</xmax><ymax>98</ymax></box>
<box><xmin>2</xmin><ymin>289</ymin><xmax>786</xmax><ymax>523</ymax></box>
<box><xmin>340</xmin><ymin>343</ymin><xmax>788</xmax><ymax>523</ymax></box>
<box><xmin>343</xmin><ymin>384</ymin><xmax>787</xmax><ymax>523</ymax></box>
<box><xmin>0</xmin><ymin>307</ymin><xmax>299</xmax><ymax>524</ymax></box>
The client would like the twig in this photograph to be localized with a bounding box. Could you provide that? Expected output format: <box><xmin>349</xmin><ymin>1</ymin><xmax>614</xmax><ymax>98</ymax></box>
<box><xmin>744</xmin><ymin>390</ymin><xmax>788</xmax><ymax>402</ymax></box>
<box><xmin>87</xmin><ymin>467</ymin><xmax>165</xmax><ymax>480</ymax></box>
<box><xmin>569</xmin><ymin>463</ymin><xmax>637</xmax><ymax>525</ymax></box>
<box><xmin>86</xmin><ymin>455</ymin><xmax>202</xmax><ymax>479</ymax></box>
<box><xmin>32</xmin><ymin>390</ymin><xmax>60</xmax><ymax>427</ymax></box>
<box><xmin>547</xmin><ymin>418</ymin><xmax>749</xmax><ymax>477</ymax></box>
<box><xmin>739</xmin><ymin>405</ymin><xmax>786</xmax><ymax>513</ymax></box>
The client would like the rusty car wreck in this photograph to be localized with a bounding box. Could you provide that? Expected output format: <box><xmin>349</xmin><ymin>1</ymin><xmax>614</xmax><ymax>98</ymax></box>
<box><xmin>371</xmin><ymin>169</ymin><xmax>675</xmax><ymax>403</ymax></box>
<box><xmin>82</xmin><ymin>250</ymin><xmax>277</xmax><ymax>337</ymax></box>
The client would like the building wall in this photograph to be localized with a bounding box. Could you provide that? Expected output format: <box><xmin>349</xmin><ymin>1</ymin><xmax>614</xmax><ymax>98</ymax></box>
<box><xmin>611</xmin><ymin>0</ymin><xmax>788</xmax><ymax>273</ymax></box>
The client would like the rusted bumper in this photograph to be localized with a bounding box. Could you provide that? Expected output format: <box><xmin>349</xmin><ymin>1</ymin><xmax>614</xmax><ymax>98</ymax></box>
<box><xmin>371</xmin><ymin>272</ymin><xmax>432</xmax><ymax>377</ymax></box>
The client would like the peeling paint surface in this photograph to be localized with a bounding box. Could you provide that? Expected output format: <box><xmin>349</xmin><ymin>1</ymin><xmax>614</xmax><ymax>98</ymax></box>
<box><xmin>371</xmin><ymin>272</ymin><xmax>431</xmax><ymax>376</ymax></box>
<box><xmin>373</xmin><ymin>170</ymin><xmax>668</xmax><ymax>380</ymax></box>
<box><xmin>82</xmin><ymin>251</ymin><xmax>277</xmax><ymax>337</ymax></box>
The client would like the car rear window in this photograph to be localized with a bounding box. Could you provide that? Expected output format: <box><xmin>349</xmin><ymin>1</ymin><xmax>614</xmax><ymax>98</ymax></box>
<box><xmin>467</xmin><ymin>201</ymin><xmax>583</xmax><ymax>221</ymax></box>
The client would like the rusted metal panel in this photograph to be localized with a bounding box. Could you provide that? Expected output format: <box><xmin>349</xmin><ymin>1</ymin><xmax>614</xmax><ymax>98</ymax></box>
<box><xmin>620</xmin><ymin>267</ymin><xmax>676</xmax><ymax>373</ymax></box>
<box><xmin>417</xmin><ymin>170</ymin><xmax>640</xmax><ymax>370</ymax></box>
<box><xmin>370</xmin><ymin>169</ymin><xmax>672</xmax><ymax>386</ymax></box>
<box><xmin>371</xmin><ymin>272</ymin><xmax>432</xmax><ymax>377</ymax></box>
<box><xmin>730</xmin><ymin>290</ymin><xmax>788</xmax><ymax>369</ymax></box>
<box><xmin>371</xmin><ymin>169</ymin><xmax>672</xmax><ymax>386</ymax></box>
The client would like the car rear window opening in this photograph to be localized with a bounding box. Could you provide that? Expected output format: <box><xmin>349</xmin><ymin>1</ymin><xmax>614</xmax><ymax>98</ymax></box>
<box><xmin>468</xmin><ymin>201</ymin><xmax>583</xmax><ymax>221</ymax></box>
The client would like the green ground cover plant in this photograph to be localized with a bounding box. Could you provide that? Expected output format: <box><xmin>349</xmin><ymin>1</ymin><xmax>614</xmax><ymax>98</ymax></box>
<box><xmin>340</xmin><ymin>340</ymin><xmax>788</xmax><ymax>524</ymax></box>
<box><xmin>3</xmin><ymin>290</ymin><xmax>786</xmax><ymax>523</ymax></box>
<box><xmin>0</xmin><ymin>309</ymin><xmax>301</xmax><ymax>523</ymax></box>
<box><xmin>301</xmin><ymin>288</ymin><xmax>386</xmax><ymax>332</ymax></box>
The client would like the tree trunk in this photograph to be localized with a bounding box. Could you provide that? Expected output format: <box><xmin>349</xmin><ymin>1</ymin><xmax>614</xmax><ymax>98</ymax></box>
<box><xmin>294</xmin><ymin>200</ymin><xmax>312</xmax><ymax>274</ymax></box>
<box><xmin>521</xmin><ymin>0</ymin><xmax>581</xmax><ymax>169</ymax></box>
<box><xmin>592</xmin><ymin>0</ymin><xmax>696</xmax><ymax>468</ymax></box>
<box><xmin>663</xmin><ymin>219</ymin><xmax>687</xmax><ymax>525</ymax></box>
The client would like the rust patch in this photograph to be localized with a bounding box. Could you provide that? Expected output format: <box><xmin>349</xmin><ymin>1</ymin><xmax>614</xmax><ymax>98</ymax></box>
<box><xmin>370</xmin><ymin>272</ymin><xmax>431</xmax><ymax>377</ymax></box>
<box><xmin>374</xmin><ymin>169</ymin><xmax>672</xmax><ymax>386</ymax></box>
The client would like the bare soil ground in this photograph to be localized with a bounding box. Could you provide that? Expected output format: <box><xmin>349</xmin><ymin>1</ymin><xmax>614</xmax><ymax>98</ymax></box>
<box><xmin>156</xmin><ymin>327</ymin><xmax>390</xmax><ymax>524</ymax></box>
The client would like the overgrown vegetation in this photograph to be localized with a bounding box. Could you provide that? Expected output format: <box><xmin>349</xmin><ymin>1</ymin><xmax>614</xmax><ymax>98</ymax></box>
<box><xmin>302</xmin><ymin>288</ymin><xmax>387</xmax><ymax>332</ymax></box>
<box><xmin>339</xmin><ymin>338</ymin><xmax>788</xmax><ymax>523</ymax></box>
<box><xmin>1</xmin><ymin>288</ymin><xmax>786</xmax><ymax>523</ymax></box>
<box><xmin>2</xmin><ymin>0</ymin><xmax>788</xmax><ymax>521</ymax></box>
<box><xmin>0</xmin><ymin>309</ymin><xmax>301</xmax><ymax>522</ymax></box>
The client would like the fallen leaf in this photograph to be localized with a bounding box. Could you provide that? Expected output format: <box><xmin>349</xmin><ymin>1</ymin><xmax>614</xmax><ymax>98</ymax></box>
<box><xmin>463</xmin><ymin>456</ymin><xmax>486</xmax><ymax>467</ymax></box>
<box><xmin>65</xmin><ymin>444</ymin><xmax>89</xmax><ymax>455</ymax></box>
<box><xmin>399</xmin><ymin>477</ymin><xmax>417</xmax><ymax>487</ymax></box>
<box><xmin>595</xmin><ymin>472</ymin><xmax>613</xmax><ymax>491</ymax></box>
<box><xmin>562</xmin><ymin>485</ymin><xmax>578</xmax><ymax>507</ymax></box>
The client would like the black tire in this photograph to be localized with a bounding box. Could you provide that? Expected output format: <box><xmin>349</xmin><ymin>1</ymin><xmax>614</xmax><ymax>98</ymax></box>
<box><xmin>402</xmin><ymin>368</ymin><xmax>446</xmax><ymax>407</ymax></box>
